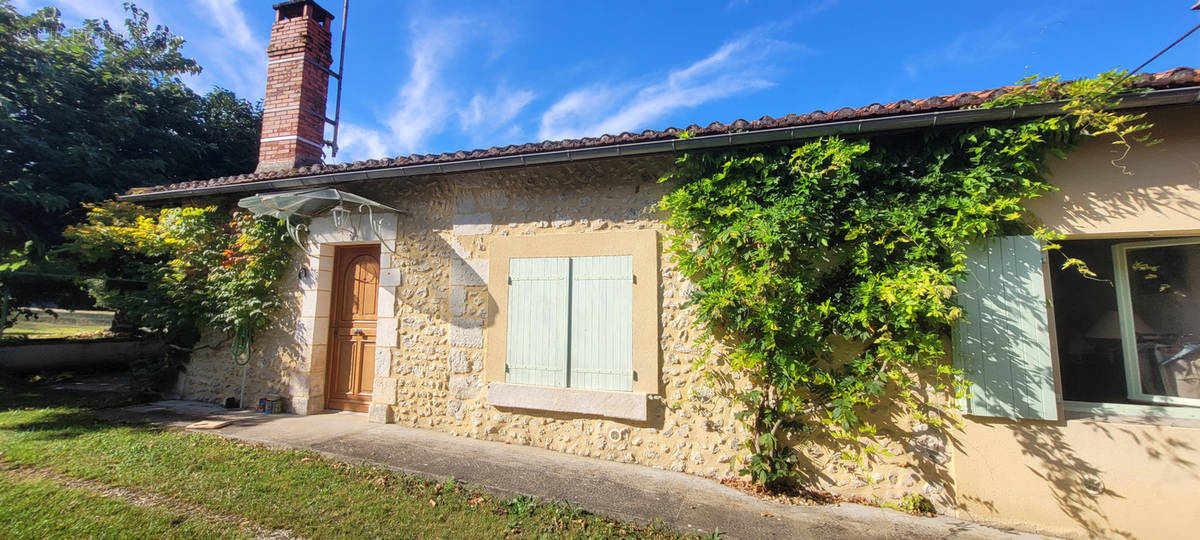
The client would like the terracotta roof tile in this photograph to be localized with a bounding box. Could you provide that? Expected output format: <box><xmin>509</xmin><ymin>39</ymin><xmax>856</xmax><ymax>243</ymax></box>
<box><xmin>131</xmin><ymin>67</ymin><xmax>1200</xmax><ymax>196</ymax></box>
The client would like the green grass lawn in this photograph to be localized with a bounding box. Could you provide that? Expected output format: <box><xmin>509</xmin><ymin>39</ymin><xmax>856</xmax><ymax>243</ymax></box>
<box><xmin>0</xmin><ymin>373</ymin><xmax>684</xmax><ymax>539</ymax></box>
<box><xmin>3</xmin><ymin>309</ymin><xmax>114</xmax><ymax>340</ymax></box>
<box><xmin>0</xmin><ymin>476</ymin><xmax>250</xmax><ymax>539</ymax></box>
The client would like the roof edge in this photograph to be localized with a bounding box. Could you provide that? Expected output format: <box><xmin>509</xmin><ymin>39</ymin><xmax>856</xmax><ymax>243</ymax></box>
<box><xmin>121</xmin><ymin>86</ymin><xmax>1200</xmax><ymax>203</ymax></box>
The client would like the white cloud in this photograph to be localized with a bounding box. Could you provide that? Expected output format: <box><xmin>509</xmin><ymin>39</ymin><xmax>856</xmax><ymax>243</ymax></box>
<box><xmin>25</xmin><ymin>0</ymin><xmax>267</xmax><ymax>100</ymax></box>
<box><xmin>333</xmin><ymin>13</ymin><xmax>533</xmax><ymax>162</ymax></box>
<box><xmin>330</xmin><ymin>17</ymin><xmax>466</xmax><ymax>162</ymax></box>
<box><xmin>532</xmin><ymin>0</ymin><xmax>830</xmax><ymax>142</ymax></box>
<box><xmin>334</xmin><ymin>123</ymin><xmax>389</xmax><ymax>163</ymax></box>
<box><xmin>459</xmin><ymin>88</ymin><xmax>535</xmax><ymax>131</ymax></box>
<box><xmin>537</xmin><ymin>86</ymin><xmax>624</xmax><ymax>141</ymax></box>
<box><xmin>381</xmin><ymin>22</ymin><xmax>461</xmax><ymax>153</ymax></box>
<box><xmin>52</xmin><ymin>0</ymin><xmax>130</xmax><ymax>25</ymax></box>
<box><xmin>184</xmin><ymin>0</ymin><xmax>268</xmax><ymax>100</ymax></box>
<box><xmin>537</xmin><ymin>36</ymin><xmax>778</xmax><ymax>141</ymax></box>
<box><xmin>457</xmin><ymin>87</ymin><xmax>535</xmax><ymax>143</ymax></box>
<box><xmin>902</xmin><ymin>10</ymin><xmax>1065</xmax><ymax>78</ymax></box>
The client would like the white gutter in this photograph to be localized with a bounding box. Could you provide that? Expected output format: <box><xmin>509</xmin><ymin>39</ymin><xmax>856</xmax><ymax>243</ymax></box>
<box><xmin>121</xmin><ymin>86</ymin><xmax>1200</xmax><ymax>203</ymax></box>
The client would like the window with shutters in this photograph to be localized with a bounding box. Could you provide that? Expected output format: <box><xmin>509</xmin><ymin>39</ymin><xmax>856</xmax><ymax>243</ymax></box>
<box><xmin>955</xmin><ymin>235</ymin><xmax>1200</xmax><ymax>422</ymax></box>
<box><xmin>505</xmin><ymin>255</ymin><xmax>634</xmax><ymax>391</ymax></box>
<box><xmin>1050</xmin><ymin>237</ymin><xmax>1200</xmax><ymax>410</ymax></box>
<box><xmin>484</xmin><ymin>230</ymin><xmax>660</xmax><ymax>406</ymax></box>
<box><xmin>953</xmin><ymin>236</ymin><xmax>1059</xmax><ymax>420</ymax></box>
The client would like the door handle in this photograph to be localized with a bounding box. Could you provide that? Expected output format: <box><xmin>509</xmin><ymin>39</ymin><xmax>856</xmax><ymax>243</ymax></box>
<box><xmin>353</xmin><ymin>329</ymin><xmax>366</xmax><ymax>337</ymax></box>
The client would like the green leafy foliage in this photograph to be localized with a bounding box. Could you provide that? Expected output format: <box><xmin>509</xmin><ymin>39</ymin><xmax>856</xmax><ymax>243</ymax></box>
<box><xmin>59</xmin><ymin>201</ymin><xmax>292</xmax><ymax>390</ymax></box>
<box><xmin>899</xmin><ymin>493</ymin><xmax>936</xmax><ymax>515</ymax></box>
<box><xmin>0</xmin><ymin>1</ymin><xmax>262</xmax><ymax>329</ymax></box>
<box><xmin>658</xmin><ymin>70</ymin><xmax>1152</xmax><ymax>489</ymax></box>
<box><xmin>0</xmin><ymin>1</ymin><xmax>261</xmax><ymax>255</ymax></box>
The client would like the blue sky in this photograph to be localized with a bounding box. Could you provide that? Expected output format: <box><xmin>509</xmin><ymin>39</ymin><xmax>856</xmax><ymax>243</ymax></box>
<box><xmin>14</xmin><ymin>0</ymin><xmax>1200</xmax><ymax>164</ymax></box>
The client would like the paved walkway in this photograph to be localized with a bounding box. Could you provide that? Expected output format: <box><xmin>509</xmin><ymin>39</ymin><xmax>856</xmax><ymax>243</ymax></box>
<box><xmin>108</xmin><ymin>401</ymin><xmax>1040</xmax><ymax>540</ymax></box>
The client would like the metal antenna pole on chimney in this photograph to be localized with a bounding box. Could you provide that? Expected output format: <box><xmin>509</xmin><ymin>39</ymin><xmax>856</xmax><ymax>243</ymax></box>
<box><xmin>329</xmin><ymin>0</ymin><xmax>349</xmax><ymax>157</ymax></box>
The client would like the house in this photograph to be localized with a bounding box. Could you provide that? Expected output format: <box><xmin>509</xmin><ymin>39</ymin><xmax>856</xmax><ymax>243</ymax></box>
<box><xmin>122</xmin><ymin>1</ymin><xmax>1200</xmax><ymax>537</ymax></box>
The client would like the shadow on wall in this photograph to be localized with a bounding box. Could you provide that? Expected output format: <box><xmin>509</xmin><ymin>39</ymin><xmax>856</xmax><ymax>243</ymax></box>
<box><xmin>961</xmin><ymin>414</ymin><xmax>1198</xmax><ymax>539</ymax></box>
<box><xmin>176</xmin><ymin>256</ymin><xmax>305</xmax><ymax>407</ymax></box>
<box><xmin>1053</xmin><ymin>183</ymin><xmax>1200</xmax><ymax>234</ymax></box>
<box><xmin>1009</xmin><ymin>419</ymin><xmax>1133</xmax><ymax>539</ymax></box>
<box><xmin>695</xmin><ymin>334</ymin><xmax>960</xmax><ymax>503</ymax></box>
<box><xmin>954</xmin><ymin>259</ymin><xmax>1199</xmax><ymax>536</ymax></box>
<box><xmin>1036</xmin><ymin>107</ymin><xmax>1200</xmax><ymax>235</ymax></box>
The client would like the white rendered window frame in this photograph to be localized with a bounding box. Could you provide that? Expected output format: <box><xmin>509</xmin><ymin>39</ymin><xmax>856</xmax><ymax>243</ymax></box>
<box><xmin>1112</xmin><ymin>236</ymin><xmax>1200</xmax><ymax>408</ymax></box>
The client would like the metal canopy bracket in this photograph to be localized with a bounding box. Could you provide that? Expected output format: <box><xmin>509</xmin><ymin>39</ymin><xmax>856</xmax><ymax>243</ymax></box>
<box><xmin>237</xmin><ymin>188</ymin><xmax>403</xmax><ymax>255</ymax></box>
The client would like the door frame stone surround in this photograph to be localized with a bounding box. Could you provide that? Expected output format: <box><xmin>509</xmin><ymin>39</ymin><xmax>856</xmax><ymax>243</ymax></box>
<box><xmin>289</xmin><ymin>212</ymin><xmax>400</xmax><ymax>421</ymax></box>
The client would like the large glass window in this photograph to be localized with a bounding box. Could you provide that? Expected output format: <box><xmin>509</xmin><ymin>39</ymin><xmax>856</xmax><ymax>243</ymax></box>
<box><xmin>1114</xmin><ymin>239</ymin><xmax>1200</xmax><ymax>407</ymax></box>
<box><xmin>1050</xmin><ymin>237</ymin><xmax>1200</xmax><ymax>408</ymax></box>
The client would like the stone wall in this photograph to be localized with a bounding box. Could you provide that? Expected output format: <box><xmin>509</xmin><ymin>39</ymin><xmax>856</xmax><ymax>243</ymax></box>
<box><xmin>177</xmin><ymin>258</ymin><xmax>306</xmax><ymax>406</ymax></box>
<box><xmin>178</xmin><ymin>156</ymin><xmax>954</xmax><ymax>508</ymax></box>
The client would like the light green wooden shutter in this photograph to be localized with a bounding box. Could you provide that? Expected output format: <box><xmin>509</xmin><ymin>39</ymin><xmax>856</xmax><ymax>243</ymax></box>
<box><xmin>569</xmin><ymin>255</ymin><xmax>634</xmax><ymax>391</ymax></box>
<box><xmin>506</xmin><ymin>257</ymin><xmax>570</xmax><ymax>387</ymax></box>
<box><xmin>953</xmin><ymin>236</ymin><xmax>1058</xmax><ymax>420</ymax></box>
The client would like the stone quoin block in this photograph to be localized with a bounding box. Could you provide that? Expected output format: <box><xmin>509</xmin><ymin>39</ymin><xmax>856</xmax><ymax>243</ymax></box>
<box><xmin>450</xmin><ymin>286</ymin><xmax>467</xmax><ymax>316</ymax></box>
<box><xmin>450</xmin><ymin>259</ymin><xmax>488</xmax><ymax>286</ymax></box>
<box><xmin>448</xmin><ymin>350</ymin><xmax>472</xmax><ymax>373</ymax></box>
<box><xmin>371</xmin><ymin>378</ymin><xmax>398</xmax><ymax>405</ymax></box>
<box><xmin>367</xmin><ymin>403</ymin><xmax>394</xmax><ymax>424</ymax></box>
<box><xmin>454</xmin><ymin>192</ymin><xmax>475</xmax><ymax>214</ymax></box>
<box><xmin>286</xmin><ymin>371</ymin><xmax>310</xmax><ymax>396</ymax></box>
<box><xmin>449</xmin><ymin>375</ymin><xmax>481</xmax><ymax>400</ymax></box>
<box><xmin>375</xmin><ymin>317</ymin><xmax>399</xmax><ymax>347</ymax></box>
<box><xmin>374</xmin><ymin>348</ymin><xmax>392</xmax><ymax>378</ymax></box>
<box><xmin>288</xmin><ymin>396</ymin><xmax>314</xmax><ymax>416</ymax></box>
<box><xmin>381</xmin><ymin>268</ymin><xmax>403</xmax><ymax>287</ymax></box>
<box><xmin>452</xmin><ymin>212</ymin><xmax>493</xmax><ymax>236</ymax></box>
<box><xmin>450</xmin><ymin>318</ymin><xmax>483</xmax><ymax>348</ymax></box>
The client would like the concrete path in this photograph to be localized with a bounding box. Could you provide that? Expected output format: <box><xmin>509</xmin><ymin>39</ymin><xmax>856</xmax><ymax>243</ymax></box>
<box><xmin>108</xmin><ymin>401</ymin><xmax>1041</xmax><ymax>540</ymax></box>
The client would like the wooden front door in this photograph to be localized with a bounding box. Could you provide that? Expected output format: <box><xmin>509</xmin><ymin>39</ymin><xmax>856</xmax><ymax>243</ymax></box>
<box><xmin>326</xmin><ymin>245</ymin><xmax>380</xmax><ymax>412</ymax></box>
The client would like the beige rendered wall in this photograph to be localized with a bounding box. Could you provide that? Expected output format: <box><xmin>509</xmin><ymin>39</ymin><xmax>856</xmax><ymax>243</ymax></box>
<box><xmin>1028</xmin><ymin>105</ymin><xmax>1200</xmax><ymax>238</ymax></box>
<box><xmin>952</xmin><ymin>107</ymin><xmax>1200</xmax><ymax>538</ymax></box>
<box><xmin>952</xmin><ymin>415</ymin><xmax>1200</xmax><ymax>539</ymax></box>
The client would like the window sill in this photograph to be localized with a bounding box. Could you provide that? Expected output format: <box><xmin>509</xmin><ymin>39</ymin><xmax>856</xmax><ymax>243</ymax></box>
<box><xmin>1063</xmin><ymin>400</ymin><xmax>1200</xmax><ymax>428</ymax></box>
<box><xmin>486</xmin><ymin>382</ymin><xmax>649</xmax><ymax>422</ymax></box>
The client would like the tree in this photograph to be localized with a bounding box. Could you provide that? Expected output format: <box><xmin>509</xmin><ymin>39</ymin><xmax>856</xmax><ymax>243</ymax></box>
<box><xmin>0</xmin><ymin>1</ymin><xmax>262</xmax><ymax>332</ymax></box>
<box><xmin>0</xmin><ymin>1</ymin><xmax>261</xmax><ymax>253</ymax></box>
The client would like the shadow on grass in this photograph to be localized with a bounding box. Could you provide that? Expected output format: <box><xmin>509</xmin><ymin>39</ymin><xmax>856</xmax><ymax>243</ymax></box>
<box><xmin>0</xmin><ymin>369</ymin><xmax>159</xmax><ymax>441</ymax></box>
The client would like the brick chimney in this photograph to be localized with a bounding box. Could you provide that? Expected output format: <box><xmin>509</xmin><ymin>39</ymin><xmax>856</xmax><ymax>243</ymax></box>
<box><xmin>257</xmin><ymin>0</ymin><xmax>335</xmax><ymax>173</ymax></box>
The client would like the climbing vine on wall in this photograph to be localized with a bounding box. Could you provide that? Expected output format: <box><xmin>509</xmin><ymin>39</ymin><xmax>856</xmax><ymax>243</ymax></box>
<box><xmin>658</xmin><ymin>70</ymin><xmax>1155</xmax><ymax>489</ymax></box>
<box><xmin>61</xmin><ymin>201</ymin><xmax>293</xmax><ymax>390</ymax></box>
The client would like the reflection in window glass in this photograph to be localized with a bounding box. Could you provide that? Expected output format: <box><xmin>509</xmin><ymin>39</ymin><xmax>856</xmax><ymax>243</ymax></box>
<box><xmin>1124</xmin><ymin>242</ymin><xmax>1200</xmax><ymax>401</ymax></box>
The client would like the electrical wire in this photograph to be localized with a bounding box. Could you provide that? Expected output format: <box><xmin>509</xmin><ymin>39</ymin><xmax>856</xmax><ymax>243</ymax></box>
<box><xmin>1108</xmin><ymin>19</ymin><xmax>1200</xmax><ymax>91</ymax></box>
